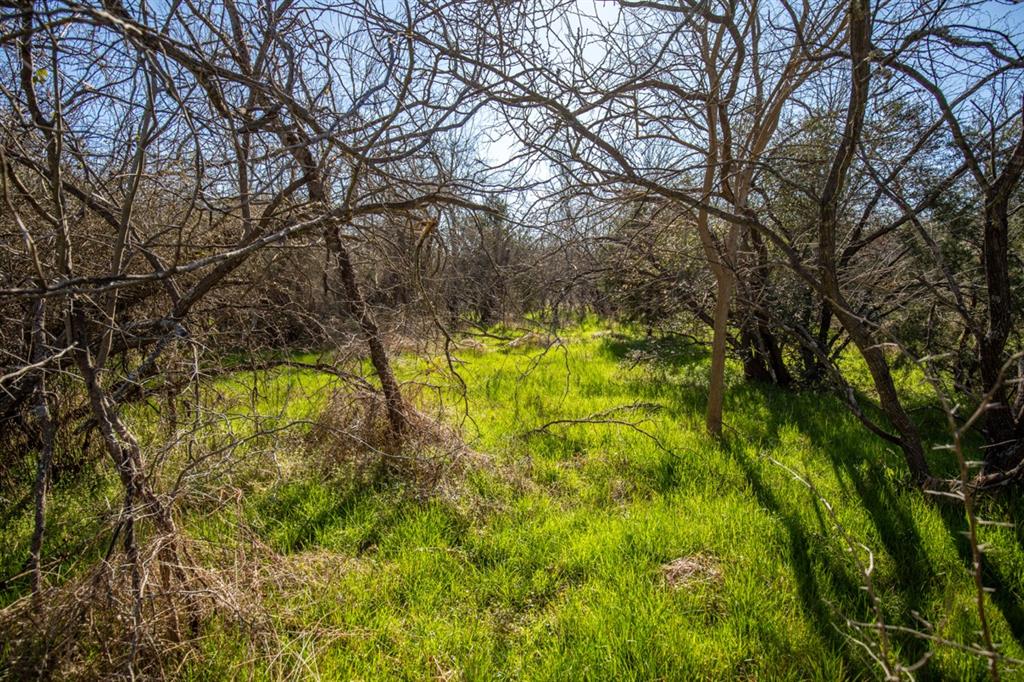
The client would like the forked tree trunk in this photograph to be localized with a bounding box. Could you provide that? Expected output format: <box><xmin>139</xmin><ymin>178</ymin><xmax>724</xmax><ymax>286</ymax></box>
<box><xmin>67</xmin><ymin>307</ymin><xmax>180</xmax><ymax>542</ymax></box>
<box><xmin>741</xmin><ymin>327</ymin><xmax>773</xmax><ymax>383</ymax></box>
<box><xmin>742</xmin><ymin>323</ymin><xmax>792</xmax><ymax>387</ymax></box>
<box><xmin>69</xmin><ymin>306</ymin><xmax>197</xmax><ymax>647</ymax></box>
<box><xmin>740</xmin><ymin>230</ymin><xmax>793</xmax><ymax>387</ymax></box>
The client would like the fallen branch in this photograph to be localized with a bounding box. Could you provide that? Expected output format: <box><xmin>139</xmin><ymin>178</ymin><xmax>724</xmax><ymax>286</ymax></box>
<box><xmin>520</xmin><ymin>402</ymin><xmax>677</xmax><ymax>456</ymax></box>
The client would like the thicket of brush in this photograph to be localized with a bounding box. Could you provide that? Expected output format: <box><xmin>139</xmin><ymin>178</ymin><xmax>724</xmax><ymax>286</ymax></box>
<box><xmin>2</xmin><ymin>0</ymin><xmax>1024</xmax><ymax>678</ymax></box>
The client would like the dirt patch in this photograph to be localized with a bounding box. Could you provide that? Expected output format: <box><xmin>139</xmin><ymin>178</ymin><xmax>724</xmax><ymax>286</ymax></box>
<box><xmin>660</xmin><ymin>554</ymin><xmax>722</xmax><ymax>589</ymax></box>
<box><xmin>455</xmin><ymin>337</ymin><xmax>487</xmax><ymax>353</ymax></box>
<box><xmin>506</xmin><ymin>332</ymin><xmax>557</xmax><ymax>350</ymax></box>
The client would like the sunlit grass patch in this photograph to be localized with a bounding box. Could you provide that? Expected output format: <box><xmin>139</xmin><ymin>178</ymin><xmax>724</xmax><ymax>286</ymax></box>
<box><xmin>4</xmin><ymin>324</ymin><xmax>1022</xmax><ymax>680</ymax></box>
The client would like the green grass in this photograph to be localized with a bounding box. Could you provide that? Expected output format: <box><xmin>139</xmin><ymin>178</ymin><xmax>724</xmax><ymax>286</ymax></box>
<box><xmin>4</xmin><ymin>325</ymin><xmax>1024</xmax><ymax>680</ymax></box>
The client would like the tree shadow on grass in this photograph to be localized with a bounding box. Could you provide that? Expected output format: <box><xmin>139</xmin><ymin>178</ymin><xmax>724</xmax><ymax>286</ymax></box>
<box><xmin>599</xmin><ymin>333</ymin><xmax>709</xmax><ymax>369</ymax></box>
<box><xmin>726</xmin><ymin>383</ymin><xmax>944</xmax><ymax>665</ymax></box>
<box><xmin>787</xmin><ymin>409</ymin><xmax>931</xmax><ymax>592</ymax></box>
<box><xmin>726</xmin><ymin>382</ymin><xmax>1024</xmax><ymax>673</ymax></box>
<box><xmin>252</xmin><ymin>477</ymin><xmax>403</xmax><ymax>555</ymax></box>
<box><xmin>607</xmin><ymin>342</ymin><xmax>1024</xmax><ymax>659</ymax></box>
<box><xmin>729</xmin><ymin>443</ymin><xmax>877</xmax><ymax>678</ymax></box>
<box><xmin>753</xmin><ymin>385</ymin><xmax>1024</xmax><ymax>652</ymax></box>
<box><xmin>936</xmin><ymin>504</ymin><xmax>1024</xmax><ymax>650</ymax></box>
<box><xmin>740</xmin><ymin>386</ymin><xmax>933</xmax><ymax>572</ymax></box>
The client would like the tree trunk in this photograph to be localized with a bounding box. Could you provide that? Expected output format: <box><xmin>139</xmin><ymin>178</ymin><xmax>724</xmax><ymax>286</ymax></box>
<box><xmin>273</xmin><ymin>120</ymin><xmax>408</xmax><ymax>442</ymax></box>
<box><xmin>694</xmin><ymin>95</ymin><xmax>739</xmax><ymax>438</ymax></box>
<box><xmin>28</xmin><ymin>299</ymin><xmax>54</xmax><ymax>611</ymax></box>
<box><xmin>741</xmin><ymin>326</ymin><xmax>774</xmax><ymax>383</ymax></box>
<box><xmin>334</xmin><ymin>244</ymin><xmax>408</xmax><ymax>438</ymax></box>
<box><xmin>743</xmin><ymin>321</ymin><xmax>792</xmax><ymax>387</ymax></box>
<box><xmin>977</xmin><ymin>199</ymin><xmax>1021</xmax><ymax>460</ymax></box>
<box><xmin>817</xmin><ymin>0</ymin><xmax>930</xmax><ymax>483</ymax></box>
<box><xmin>706</xmin><ymin>249</ymin><xmax>737</xmax><ymax>436</ymax></box>
<box><xmin>831</xmin><ymin>304</ymin><xmax>931</xmax><ymax>480</ymax></box>
<box><xmin>739</xmin><ymin>229</ymin><xmax>793</xmax><ymax>387</ymax></box>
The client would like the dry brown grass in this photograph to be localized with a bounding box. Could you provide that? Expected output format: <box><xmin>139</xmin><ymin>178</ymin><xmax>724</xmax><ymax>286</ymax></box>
<box><xmin>454</xmin><ymin>337</ymin><xmax>487</xmax><ymax>353</ymax></box>
<box><xmin>660</xmin><ymin>553</ymin><xmax>722</xmax><ymax>590</ymax></box>
<box><xmin>0</xmin><ymin>529</ymin><xmax>277</xmax><ymax>680</ymax></box>
<box><xmin>305</xmin><ymin>388</ymin><xmax>477</xmax><ymax>498</ymax></box>
<box><xmin>505</xmin><ymin>332</ymin><xmax>557</xmax><ymax>351</ymax></box>
<box><xmin>0</xmin><ymin>383</ymin><xmax>484</xmax><ymax>679</ymax></box>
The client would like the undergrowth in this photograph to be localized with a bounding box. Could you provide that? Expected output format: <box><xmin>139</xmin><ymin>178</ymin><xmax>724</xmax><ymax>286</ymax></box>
<box><xmin>2</xmin><ymin>324</ymin><xmax>1023</xmax><ymax>680</ymax></box>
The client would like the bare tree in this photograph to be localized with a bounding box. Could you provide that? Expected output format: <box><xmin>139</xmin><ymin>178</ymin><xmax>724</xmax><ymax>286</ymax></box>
<box><xmin>0</xmin><ymin>1</ymin><xmax>488</xmax><ymax>665</ymax></box>
<box><xmin>403</xmin><ymin>0</ymin><xmax>1024</xmax><ymax>483</ymax></box>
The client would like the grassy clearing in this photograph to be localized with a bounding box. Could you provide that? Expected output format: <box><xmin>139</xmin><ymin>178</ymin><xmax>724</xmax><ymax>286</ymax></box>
<box><xmin>4</xmin><ymin>325</ymin><xmax>1024</xmax><ymax>680</ymax></box>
